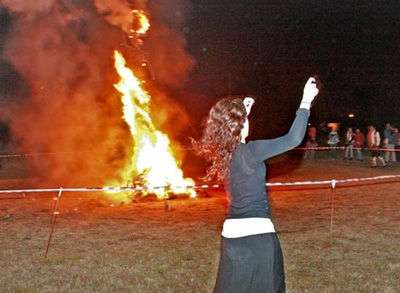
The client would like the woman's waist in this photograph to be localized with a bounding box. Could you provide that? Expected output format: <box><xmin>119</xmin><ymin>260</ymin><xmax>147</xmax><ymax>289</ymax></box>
<box><xmin>227</xmin><ymin>201</ymin><xmax>270</xmax><ymax>218</ymax></box>
<box><xmin>222</xmin><ymin>217</ymin><xmax>275</xmax><ymax>238</ymax></box>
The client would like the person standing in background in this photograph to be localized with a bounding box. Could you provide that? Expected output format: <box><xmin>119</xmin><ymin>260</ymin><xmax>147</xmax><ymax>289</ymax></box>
<box><xmin>304</xmin><ymin>125</ymin><xmax>317</xmax><ymax>160</ymax></box>
<box><xmin>384</xmin><ymin>123</ymin><xmax>396</xmax><ymax>162</ymax></box>
<box><xmin>354</xmin><ymin>128</ymin><xmax>365</xmax><ymax>161</ymax></box>
<box><xmin>367</xmin><ymin>125</ymin><xmax>386</xmax><ymax>168</ymax></box>
<box><xmin>307</xmin><ymin>124</ymin><xmax>317</xmax><ymax>141</ymax></box>
<box><xmin>344</xmin><ymin>127</ymin><xmax>355</xmax><ymax>160</ymax></box>
<box><xmin>327</xmin><ymin>127</ymin><xmax>340</xmax><ymax>159</ymax></box>
<box><xmin>392</xmin><ymin>127</ymin><xmax>400</xmax><ymax>162</ymax></box>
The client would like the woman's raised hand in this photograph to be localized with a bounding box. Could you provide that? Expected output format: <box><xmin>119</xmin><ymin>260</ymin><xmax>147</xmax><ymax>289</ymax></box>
<box><xmin>243</xmin><ymin>97</ymin><xmax>255</xmax><ymax>115</ymax></box>
<box><xmin>302</xmin><ymin>77</ymin><xmax>319</xmax><ymax>104</ymax></box>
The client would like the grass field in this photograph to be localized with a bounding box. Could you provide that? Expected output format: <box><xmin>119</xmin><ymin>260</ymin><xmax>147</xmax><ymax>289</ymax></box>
<box><xmin>1</xmin><ymin>152</ymin><xmax>400</xmax><ymax>292</ymax></box>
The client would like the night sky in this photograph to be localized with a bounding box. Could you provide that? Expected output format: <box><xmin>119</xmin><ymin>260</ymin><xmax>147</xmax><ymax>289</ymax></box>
<box><xmin>181</xmin><ymin>0</ymin><xmax>400</xmax><ymax>137</ymax></box>
<box><xmin>1</xmin><ymin>1</ymin><xmax>400</xmax><ymax>139</ymax></box>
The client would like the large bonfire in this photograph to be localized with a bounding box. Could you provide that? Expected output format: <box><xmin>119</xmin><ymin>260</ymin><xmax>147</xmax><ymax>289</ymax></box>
<box><xmin>109</xmin><ymin>50</ymin><xmax>196</xmax><ymax>200</ymax></box>
<box><xmin>107</xmin><ymin>10</ymin><xmax>196</xmax><ymax>201</ymax></box>
<box><xmin>0</xmin><ymin>1</ymin><xmax>196</xmax><ymax>201</ymax></box>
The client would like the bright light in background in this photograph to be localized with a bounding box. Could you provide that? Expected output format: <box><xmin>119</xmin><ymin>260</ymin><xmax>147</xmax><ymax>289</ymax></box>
<box><xmin>348</xmin><ymin>114</ymin><xmax>355</xmax><ymax>118</ymax></box>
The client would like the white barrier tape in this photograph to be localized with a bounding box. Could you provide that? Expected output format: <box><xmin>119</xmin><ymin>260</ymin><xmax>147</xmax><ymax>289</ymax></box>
<box><xmin>268</xmin><ymin>174</ymin><xmax>400</xmax><ymax>187</ymax></box>
<box><xmin>296</xmin><ymin>146</ymin><xmax>400</xmax><ymax>151</ymax></box>
<box><xmin>1</xmin><ymin>146</ymin><xmax>400</xmax><ymax>159</ymax></box>
<box><xmin>0</xmin><ymin>175</ymin><xmax>399</xmax><ymax>195</ymax></box>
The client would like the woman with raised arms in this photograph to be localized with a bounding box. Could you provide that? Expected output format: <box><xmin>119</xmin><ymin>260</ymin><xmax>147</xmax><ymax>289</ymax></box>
<box><xmin>192</xmin><ymin>77</ymin><xmax>319</xmax><ymax>292</ymax></box>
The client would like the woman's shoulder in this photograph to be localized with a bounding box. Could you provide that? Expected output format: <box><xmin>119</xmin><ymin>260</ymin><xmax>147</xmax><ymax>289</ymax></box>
<box><xmin>245</xmin><ymin>140</ymin><xmax>268</xmax><ymax>149</ymax></box>
<box><xmin>238</xmin><ymin>141</ymin><xmax>262</xmax><ymax>160</ymax></box>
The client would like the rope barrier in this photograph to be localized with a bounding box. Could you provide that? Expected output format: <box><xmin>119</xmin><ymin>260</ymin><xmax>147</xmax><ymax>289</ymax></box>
<box><xmin>295</xmin><ymin>146</ymin><xmax>400</xmax><ymax>151</ymax></box>
<box><xmin>2</xmin><ymin>174</ymin><xmax>398</xmax><ymax>258</ymax></box>
<box><xmin>266</xmin><ymin>174</ymin><xmax>400</xmax><ymax>187</ymax></box>
<box><xmin>0</xmin><ymin>175</ymin><xmax>399</xmax><ymax>195</ymax></box>
<box><xmin>2</xmin><ymin>150</ymin><xmax>397</xmax><ymax>259</ymax></box>
<box><xmin>1</xmin><ymin>146</ymin><xmax>400</xmax><ymax>158</ymax></box>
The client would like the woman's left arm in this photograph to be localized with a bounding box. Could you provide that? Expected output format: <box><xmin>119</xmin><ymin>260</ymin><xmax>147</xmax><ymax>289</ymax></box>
<box><xmin>249</xmin><ymin>109</ymin><xmax>310</xmax><ymax>161</ymax></box>
<box><xmin>249</xmin><ymin>78</ymin><xmax>319</xmax><ymax>161</ymax></box>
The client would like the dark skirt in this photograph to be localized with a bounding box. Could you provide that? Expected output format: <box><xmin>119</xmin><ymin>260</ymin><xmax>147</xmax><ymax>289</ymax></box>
<box><xmin>371</xmin><ymin>150</ymin><xmax>382</xmax><ymax>157</ymax></box>
<box><xmin>213</xmin><ymin>233</ymin><xmax>285</xmax><ymax>293</ymax></box>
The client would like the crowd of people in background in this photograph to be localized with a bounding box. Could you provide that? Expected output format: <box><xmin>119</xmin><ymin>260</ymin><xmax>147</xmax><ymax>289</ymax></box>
<box><xmin>303</xmin><ymin>122</ymin><xmax>400</xmax><ymax>168</ymax></box>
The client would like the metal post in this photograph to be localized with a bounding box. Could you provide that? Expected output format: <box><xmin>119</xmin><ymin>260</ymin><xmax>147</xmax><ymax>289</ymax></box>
<box><xmin>330</xmin><ymin>180</ymin><xmax>337</xmax><ymax>236</ymax></box>
<box><xmin>45</xmin><ymin>188</ymin><xmax>63</xmax><ymax>259</ymax></box>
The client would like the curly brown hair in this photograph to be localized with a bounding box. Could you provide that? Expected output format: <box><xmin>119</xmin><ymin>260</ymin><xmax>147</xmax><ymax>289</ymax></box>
<box><xmin>192</xmin><ymin>98</ymin><xmax>247</xmax><ymax>182</ymax></box>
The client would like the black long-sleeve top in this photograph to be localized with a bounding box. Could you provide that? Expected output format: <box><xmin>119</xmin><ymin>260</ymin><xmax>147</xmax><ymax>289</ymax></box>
<box><xmin>226</xmin><ymin>108</ymin><xmax>310</xmax><ymax>219</ymax></box>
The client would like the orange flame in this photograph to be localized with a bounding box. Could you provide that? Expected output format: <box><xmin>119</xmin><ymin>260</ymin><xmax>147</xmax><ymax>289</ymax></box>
<box><xmin>132</xmin><ymin>9</ymin><xmax>150</xmax><ymax>35</ymax></box>
<box><xmin>108</xmin><ymin>51</ymin><xmax>196</xmax><ymax>201</ymax></box>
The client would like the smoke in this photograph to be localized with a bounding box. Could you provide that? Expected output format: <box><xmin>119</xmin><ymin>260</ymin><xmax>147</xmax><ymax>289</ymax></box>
<box><xmin>146</xmin><ymin>0</ymin><xmax>195</xmax><ymax>88</ymax></box>
<box><xmin>0</xmin><ymin>0</ymin><xmax>56</xmax><ymax>15</ymax></box>
<box><xmin>0</xmin><ymin>0</ymin><xmax>195</xmax><ymax>187</ymax></box>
